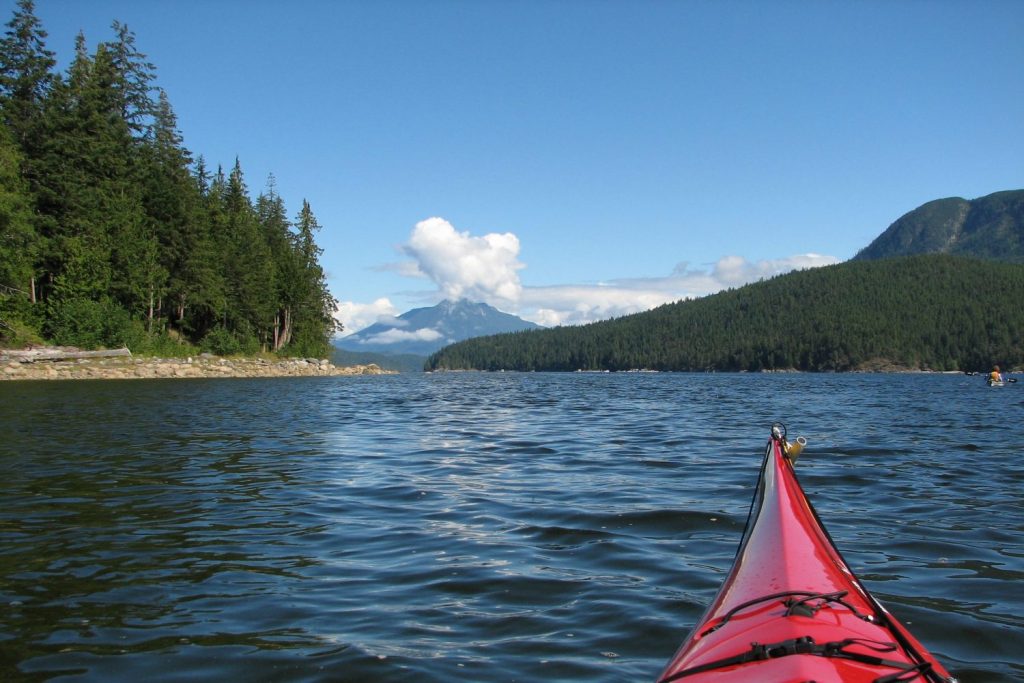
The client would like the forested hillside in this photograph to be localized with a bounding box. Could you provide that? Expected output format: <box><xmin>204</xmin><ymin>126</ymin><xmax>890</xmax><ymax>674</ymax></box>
<box><xmin>854</xmin><ymin>190</ymin><xmax>1024</xmax><ymax>262</ymax></box>
<box><xmin>0</xmin><ymin>1</ymin><xmax>338</xmax><ymax>356</ymax></box>
<box><xmin>427</xmin><ymin>255</ymin><xmax>1024</xmax><ymax>373</ymax></box>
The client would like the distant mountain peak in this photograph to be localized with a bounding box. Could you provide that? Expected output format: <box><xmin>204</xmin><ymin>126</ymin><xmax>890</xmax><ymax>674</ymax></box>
<box><xmin>335</xmin><ymin>299</ymin><xmax>541</xmax><ymax>356</ymax></box>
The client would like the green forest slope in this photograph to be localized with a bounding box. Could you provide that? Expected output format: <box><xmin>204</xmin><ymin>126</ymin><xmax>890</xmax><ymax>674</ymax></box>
<box><xmin>426</xmin><ymin>255</ymin><xmax>1024</xmax><ymax>373</ymax></box>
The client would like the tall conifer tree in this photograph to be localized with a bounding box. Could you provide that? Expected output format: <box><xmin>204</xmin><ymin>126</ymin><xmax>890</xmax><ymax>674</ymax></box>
<box><xmin>223</xmin><ymin>159</ymin><xmax>275</xmax><ymax>349</ymax></box>
<box><xmin>290</xmin><ymin>199</ymin><xmax>339</xmax><ymax>355</ymax></box>
<box><xmin>257</xmin><ymin>176</ymin><xmax>298</xmax><ymax>350</ymax></box>
<box><xmin>0</xmin><ymin>0</ymin><xmax>53</xmax><ymax>307</ymax></box>
<box><xmin>0</xmin><ymin>120</ymin><xmax>35</xmax><ymax>303</ymax></box>
<box><xmin>0</xmin><ymin>0</ymin><xmax>54</xmax><ymax>153</ymax></box>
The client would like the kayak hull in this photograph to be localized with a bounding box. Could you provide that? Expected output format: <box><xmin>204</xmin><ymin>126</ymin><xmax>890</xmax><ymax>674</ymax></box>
<box><xmin>657</xmin><ymin>431</ymin><xmax>955</xmax><ymax>682</ymax></box>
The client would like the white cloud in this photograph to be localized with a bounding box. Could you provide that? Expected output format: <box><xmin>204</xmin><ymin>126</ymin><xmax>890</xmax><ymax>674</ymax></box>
<box><xmin>520</xmin><ymin>285</ymin><xmax>672</xmax><ymax>327</ymax></box>
<box><xmin>710</xmin><ymin>253</ymin><xmax>837</xmax><ymax>288</ymax></box>
<box><xmin>334</xmin><ymin>298</ymin><xmax>399</xmax><ymax>337</ymax></box>
<box><xmin>360</xmin><ymin>327</ymin><xmax>444</xmax><ymax>345</ymax></box>
<box><xmin>401</xmin><ymin>217</ymin><xmax>524</xmax><ymax>305</ymax></box>
<box><xmin>514</xmin><ymin>253</ymin><xmax>840</xmax><ymax>327</ymax></box>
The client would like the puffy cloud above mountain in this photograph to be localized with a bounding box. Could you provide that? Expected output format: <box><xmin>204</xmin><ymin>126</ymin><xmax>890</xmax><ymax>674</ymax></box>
<box><xmin>402</xmin><ymin>217</ymin><xmax>524</xmax><ymax>305</ymax></box>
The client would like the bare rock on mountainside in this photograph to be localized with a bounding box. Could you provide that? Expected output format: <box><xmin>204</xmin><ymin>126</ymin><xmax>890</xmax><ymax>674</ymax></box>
<box><xmin>854</xmin><ymin>189</ymin><xmax>1024</xmax><ymax>262</ymax></box>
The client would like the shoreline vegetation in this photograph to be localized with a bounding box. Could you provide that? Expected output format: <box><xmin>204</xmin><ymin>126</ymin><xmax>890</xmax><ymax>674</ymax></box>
<box><xmin>1</xmin><ymin>347</ymin><xmax>391</xmax><ymax>381</ymax></box>
<box><xmin>0</xmin><ymin>5</ymin><xmax>342</xmax><ymax>362</ymax></box>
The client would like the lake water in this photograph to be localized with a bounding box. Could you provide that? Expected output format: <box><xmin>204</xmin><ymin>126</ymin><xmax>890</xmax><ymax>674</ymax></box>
<box><xmin>1</xmin><ymin>373</ymin><xmax>1021</xmax><ymax>682</ymax></box>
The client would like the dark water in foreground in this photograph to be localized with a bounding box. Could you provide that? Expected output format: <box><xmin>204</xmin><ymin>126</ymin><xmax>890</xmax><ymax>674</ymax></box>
<box><xmin>1</xmin><ymin>373</ymin><xmax>1021</xmax><ymax>682</ymax></box>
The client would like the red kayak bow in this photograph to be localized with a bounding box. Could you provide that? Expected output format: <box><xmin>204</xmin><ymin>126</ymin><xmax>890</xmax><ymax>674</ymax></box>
<box><xmin>657</xmin><ymin>424</ymin><xmax>956</xmax><ymax>683</ymax></box>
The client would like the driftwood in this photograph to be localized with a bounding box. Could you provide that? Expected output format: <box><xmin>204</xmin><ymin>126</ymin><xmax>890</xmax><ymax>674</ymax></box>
<box><xmin>1</xmin><ymin>347</ymin><xmax>132</xmax><ymax>363</ymax></box>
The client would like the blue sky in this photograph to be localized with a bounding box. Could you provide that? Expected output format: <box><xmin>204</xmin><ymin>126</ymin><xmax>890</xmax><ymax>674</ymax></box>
<box><xmin>21</xmin><ymin>0</ymin><xmax>1024</xmax><ymax>334</ymax></box>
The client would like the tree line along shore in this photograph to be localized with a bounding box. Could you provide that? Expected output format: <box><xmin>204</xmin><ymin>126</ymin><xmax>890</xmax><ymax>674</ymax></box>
<box><xmin>1</xmin><ymin>2</ymin><xmax>340</xmax><ymax>359</ymax></box>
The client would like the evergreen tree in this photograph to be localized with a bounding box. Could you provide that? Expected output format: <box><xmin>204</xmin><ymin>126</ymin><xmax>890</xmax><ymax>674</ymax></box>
<box><xmin>289</xmin><ymin>199</ymin><xmax>339</xmax><ymax>356</ymax></box>
<box><xmin>102</xmin><ymin>21</ymin><xmax>155</xmax><ymax>137</ymax></box>
<box><xmin>36</xmin><ymin>35</ymin><xmax>152</xmax><ymax>339</ymax></box>
<box><xmin>256</xmin><ymin>175</ymin><xmax>297</xmax><ymax>350</ymax></box>
<box><xmin>139</xmin><ymin>89</ymin><xmax>198</xmax><ymax>331</ymax></box>
<box><xmin>0</xmin><ymin>0</ymin><xmax>53</xmax><ymax>306</ymax></box>
<box><xmin>195</xmin><ymin>164</ymin><xmax>232</xmax><ymax>338</ymax></box>
<box><xmin>0</xmin><ymin>0</ymin><xmax>54</xmax><ymax>153</ymax></box>
<box><xmin>179</xmin><ymin>155</ymin><xmax>227</xmax><ymax>338</ymax></box>
<box><xmin>222</xmin><ymin>158</ymin><xmax>275</xmax><ymax>350</ymax></box>
<box><xmin>35</xmin><ymin>35</ymin><xmax>115</xmax><ymax>306</ymax></box>
<box><xmin>0</xmin><ymin>119</ymin><xmax>35</xmax><ymax>304</ymax></box>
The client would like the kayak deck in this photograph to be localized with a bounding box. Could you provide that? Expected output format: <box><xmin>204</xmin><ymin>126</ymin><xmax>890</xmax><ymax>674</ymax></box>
<box><xmin>656</xmin><ymin>427</ymin><xmax>955</xmax><ymax>682</ymax></box>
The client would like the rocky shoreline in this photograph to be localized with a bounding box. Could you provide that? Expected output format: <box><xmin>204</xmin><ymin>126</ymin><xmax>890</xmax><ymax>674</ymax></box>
<box><xmin>1</xmin><ymin>348</ymin><xmax>392</xmax><ymax>381</ymax></box>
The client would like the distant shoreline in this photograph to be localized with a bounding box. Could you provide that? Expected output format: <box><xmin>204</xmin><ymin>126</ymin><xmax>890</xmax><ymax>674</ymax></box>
<box><xmin>427</xmin><ymin>366</ymin><xmax>1006</xmax><ymax>375</ymax></box>
<box><xmin>3</xmin><ymin>347</ymin><xmax>1010</xmax><ymax>381</ymax></box>
<box><xmin>1</xmin><ymin>348</ymin><xmax>393</xmax><ymax>381</ymax></box>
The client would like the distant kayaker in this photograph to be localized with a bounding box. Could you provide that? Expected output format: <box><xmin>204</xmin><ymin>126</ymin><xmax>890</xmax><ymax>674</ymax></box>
<box><xmin>990</xmin><ymin>365</ymin><xmax>1004</xmax><ymax>382</ymax></box>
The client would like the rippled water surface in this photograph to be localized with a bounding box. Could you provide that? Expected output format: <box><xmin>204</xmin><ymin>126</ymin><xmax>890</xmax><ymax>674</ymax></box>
<box><xmin>1</xmin><ymin>373</ymin><xmax>1021</xmax><ymax>682</ymax></box>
